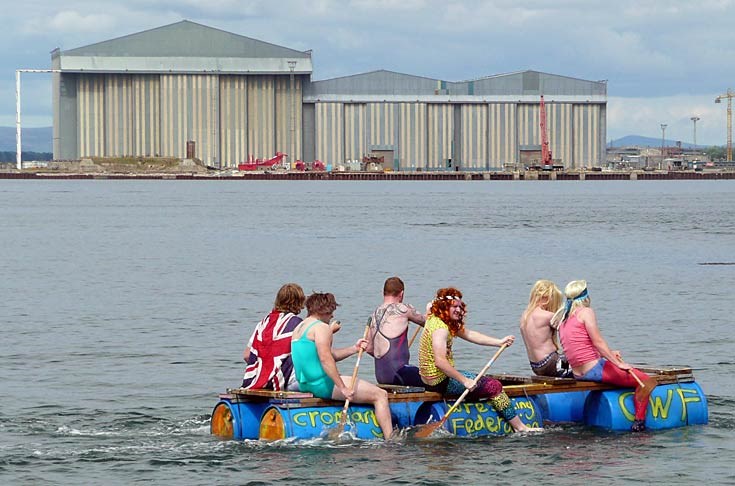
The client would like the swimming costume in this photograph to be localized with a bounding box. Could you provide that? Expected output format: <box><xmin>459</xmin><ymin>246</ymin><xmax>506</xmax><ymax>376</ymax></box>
<box><xmin>418</xmin><ymin>315</ymin><xmax>454</xmax><ymax>386</ymax></box>
<box><xmin>291</xmin><ymin>320</ymin><xmax>335</xmax><ymax>398</ymax></box>
<box><xmin>529</xmin><ymin>350</ymin><xmax>573</xmax><ymax>378</ymax></box>
<box><xmin>373</xmin><ymin>303</ymin><xmax>422</xmax><ymax>385</ymax></box>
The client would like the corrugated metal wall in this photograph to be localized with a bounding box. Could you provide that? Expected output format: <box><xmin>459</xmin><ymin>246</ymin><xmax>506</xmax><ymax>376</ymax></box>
<box><xmin>427</xmin><ymin>104</ymin><xmax>453</xmax><ymax>169</ymax></box>
<box><xmin>488</xmin><ymin>103</ymin><xmax>516</xmax><ymax>168</ymax></box>
<box><xmin>77</xmin><ymin>75</ymin><xmax>106</xmax><ymax>157</ymax></box>
<box><xmin>548</xmin><ymin>103</ymin><xmax>573</xmax><ymax>168</ymax></box>
<box><xmin>275</xmin><ymin>76</ymin><xmax>302</xmax><ymax>163</ymax></box>
<box><xmin>160</xmin><ymin>74</ymin><xmax>218</xmax><ymax>163</ymax></box>
<box><xmin>247</xmin><ymin>76</ymin><xmax>275</xmax><ymax>161</ymax></box>
<box><xmin>315</xmin><ymin>102</ymin><xmax>343</xmax><ymax>165</ymax></box>
<box><xmin>103</xmin><ymin>75</ymin><xmax>133</xmax><ymax>156</ymax></box>
<box><xmin>344</xmin><ymin>103</ymin><xmax>366</xmax><ymax>162</ymax></box>
<box><xmin>398</xmin><ymin>103</ymin><xmax>427</xmax><ymax>169</ymax></box>
<box><xmin>219</xmin><ymin>76</ymin><xmax>248</xmax><ymax>167</ymax></box>
<box><xmin>460</xmin><ymin>104</ymin><xmax>488</xmax><ymax>169</ymax></box>
<box><xmin>573</xmin><ymin>104</ymin><xmax>601</xmax><ymax>167</ymax></box>
<box><xmin>132</xmin><ymin>75</ymin><xmax>160</xmax><ymax>158</ymax></box>
<box><xmin>367</xmin><ymin>103</ymin><xmax>396</xmax><ymax>147</ymax></box>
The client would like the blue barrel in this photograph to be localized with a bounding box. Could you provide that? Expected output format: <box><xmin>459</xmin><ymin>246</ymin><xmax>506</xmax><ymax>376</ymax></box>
<box><xmin>535</xmin><ymin>391</ymin><xmax>590</xmax><ymax>423</ymax></box>
<box><xmin>260</xmin><ymin>405</ymin><xmax>385</xmax><ymax>440</ymax></box>
<box><xmin>413</xmin><ymin>397</ymin><xmax>543</xmax><ymax>437</ymax></box>
<box><xmin>211</xmin><ymin>399</ymin><xmax>270</xmax><ymax>440</ymax></box>
<box><xmin>583</xmin><ymin>382</ymin><xmax>708</xmax><ymax>431</ymax></box>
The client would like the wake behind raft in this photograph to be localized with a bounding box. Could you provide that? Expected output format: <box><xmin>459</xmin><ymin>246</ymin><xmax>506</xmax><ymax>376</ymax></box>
<box><xmin>210</xmin><ymin>366</ymin><xmax>707</xmax><ymax>441</ymax></box>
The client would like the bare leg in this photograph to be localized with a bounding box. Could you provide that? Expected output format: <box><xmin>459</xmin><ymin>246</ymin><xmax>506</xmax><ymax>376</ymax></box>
<box><xmin>336</xmin><ymin>376</ymin><xmax>393</xmax><ymax>440</ymax></box>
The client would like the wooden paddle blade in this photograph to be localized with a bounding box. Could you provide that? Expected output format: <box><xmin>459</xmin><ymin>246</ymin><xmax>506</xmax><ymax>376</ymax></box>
<box><xmin>413</xmin><ymin>418</ymin><xmax>446</xmax><ymax>439</ymax></box>
<box><xmin>634</xmin><ymin>376</ymin><xmax>658</xmax><ymax>404</ymax></box>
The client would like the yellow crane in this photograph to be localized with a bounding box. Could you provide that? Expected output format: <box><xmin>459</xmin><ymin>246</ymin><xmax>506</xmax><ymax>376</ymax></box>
<box><xmin>715</xmin><ymin>88</ymin><xmax>734</xmax><ymax>161</ymax></box>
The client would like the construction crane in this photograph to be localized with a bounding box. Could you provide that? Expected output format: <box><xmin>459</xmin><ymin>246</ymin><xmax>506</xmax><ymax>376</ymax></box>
<box><xmin>540</xmin><ymin>95</ymin><xmax>553</xmax><ymax>169</ymax></box>
<box><xmin>715</xmin><ymin>88</ymin><xmax>734</xmax><ymax>161</ymax></box>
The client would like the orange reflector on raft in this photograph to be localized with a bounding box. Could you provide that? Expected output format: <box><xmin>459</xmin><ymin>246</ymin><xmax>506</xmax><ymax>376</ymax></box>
<box><xmin>259</xmin><ymin>408</ymin><xmax>286</xmax><ymax>441</ymax></box>
<box><xmin>211</xmin><ymin>403</ymin><xmax>234</xmax><ymax>439</ymax></box>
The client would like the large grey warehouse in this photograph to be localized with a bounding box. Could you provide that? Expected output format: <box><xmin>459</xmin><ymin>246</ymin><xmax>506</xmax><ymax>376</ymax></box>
<box><xmin>52</xmin><ymin>20</ymin><xmax>607</xmax><ymax>170</ymax></box>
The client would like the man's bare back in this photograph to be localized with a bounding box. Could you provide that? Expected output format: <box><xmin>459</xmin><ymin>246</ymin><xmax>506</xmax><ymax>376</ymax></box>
<box><xmin>520</xmin><ymin>306</ymin><xmax>558</xmax><ymax>362</ymax></box>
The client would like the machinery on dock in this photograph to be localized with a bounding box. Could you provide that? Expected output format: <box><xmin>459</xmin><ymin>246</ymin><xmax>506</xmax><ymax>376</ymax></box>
<box><xmin>540</xmin><ymin>95</ymin><xmax>554</xmax><ymax>170</ymax></box>
<box><xmin>238</xmin><ymin>152</ymin><xmax>288</xmax><ymax>171</ymax></box>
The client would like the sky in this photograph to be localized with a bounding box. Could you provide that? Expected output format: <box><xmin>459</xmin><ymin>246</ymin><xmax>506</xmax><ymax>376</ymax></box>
<box><xmin>3</xmin><ymin>0</ymin><xmax>735</xmax><ymax>146</ymax></box>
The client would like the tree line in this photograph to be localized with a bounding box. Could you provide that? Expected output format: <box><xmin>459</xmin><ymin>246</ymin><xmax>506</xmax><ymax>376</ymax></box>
<box><xmin>0</xmin><ymin>151</ymin><xmax>53</xmax><ymax>162</ymax></box>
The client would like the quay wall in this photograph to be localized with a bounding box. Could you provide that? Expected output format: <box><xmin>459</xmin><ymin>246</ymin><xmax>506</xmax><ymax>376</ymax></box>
<box><xmin>2</xmin><ymin>170</ymin><xmax>734</xmax><ymax>181</ymax></box>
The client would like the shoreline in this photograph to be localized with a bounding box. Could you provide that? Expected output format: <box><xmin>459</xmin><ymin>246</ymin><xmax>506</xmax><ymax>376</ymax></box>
<box><xmin>2</xmin><ymin>169</ymin><xmax>734</xmax><ymax>181</ymax></box>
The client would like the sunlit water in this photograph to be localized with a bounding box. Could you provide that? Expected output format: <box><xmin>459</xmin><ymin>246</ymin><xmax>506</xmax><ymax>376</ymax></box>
<box><xmin>1</xmin><ymin>180</ymin><xmax>733</xmax><ymax>484</ymax></box>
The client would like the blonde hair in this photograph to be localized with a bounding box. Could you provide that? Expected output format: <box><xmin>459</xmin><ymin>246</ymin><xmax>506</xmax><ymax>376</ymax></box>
<box><xmin>550</xmin><ymin>280</ymin><xmax>591</xmax><ymax>329</ymax></box>
<box><xmin>523</xmin><ymin>280</ymin><xmax>562</xmax><ymax>320</ymax></box>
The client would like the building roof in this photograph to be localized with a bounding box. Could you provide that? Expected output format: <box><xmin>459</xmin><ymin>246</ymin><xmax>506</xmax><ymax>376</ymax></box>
<box><xmin>304</xmin><ymin>69</ymin><xmax>606</xmax><ymax>103</ymax></box>
<box><xmin>52</xmin><ymin>20</ymin><xmax>312</xmax><ymax>74</ymax></box>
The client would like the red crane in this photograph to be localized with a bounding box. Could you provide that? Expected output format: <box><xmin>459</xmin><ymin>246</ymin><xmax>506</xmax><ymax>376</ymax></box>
<box><xmin>540</xmin><ymin>95</ymin><xmax>553</xmax><ymax>169</ymax></box>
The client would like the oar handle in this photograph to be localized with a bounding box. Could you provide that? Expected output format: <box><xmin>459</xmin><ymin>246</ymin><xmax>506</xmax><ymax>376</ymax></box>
<box><xmin>338</xmin><ymin>322</ymin><xmax>371</xmax><ymax>422</ymax></box>
<box><xmin>408</xmin><ymin>326</ymin><xmax>421</xmax><ymax>348</ymax></box>
<box><xmin>628</xmin><ymin>368</ymin><xmax>645</xmax><ymax>387</ymax></box>
<box><xmin>439</xmin><ymin>344</ymin><xmax>509</xmax><ymax>423</ymax></box>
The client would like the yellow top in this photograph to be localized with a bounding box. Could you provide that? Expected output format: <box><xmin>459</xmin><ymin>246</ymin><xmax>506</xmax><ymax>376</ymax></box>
<box><xmin>418</xmin><ymin>315</ymin><xmax>455</xmax><ymax>386</ymax></box>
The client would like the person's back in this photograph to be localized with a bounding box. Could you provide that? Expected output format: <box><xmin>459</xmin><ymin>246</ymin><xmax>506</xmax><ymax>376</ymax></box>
<box><xmin>367</xmin><ymin>277</ymin><xmax>425</xmax><ymax>387</ymax></box>
<box><xmin>519</xmin><ymin>280</ymin><xmax>571</xmax><ymax>378</ymax></box>
<box><xmin>520</xmin><ymin>306</ymin><xmax>558</xmax><ymax>362</ymax></box>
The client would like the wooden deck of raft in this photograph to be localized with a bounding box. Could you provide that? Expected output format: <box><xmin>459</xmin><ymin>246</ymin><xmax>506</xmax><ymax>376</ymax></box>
<box><xmin>221</xmin><ymin>366</ymin><xmax>694</xmax><ymax>408</ymax></box>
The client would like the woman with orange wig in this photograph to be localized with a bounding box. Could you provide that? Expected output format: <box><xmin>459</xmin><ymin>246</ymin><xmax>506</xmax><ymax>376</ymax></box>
<box><xmin>418</xmin><ymin>287</ymin><xmax>539</xmax><ymax>433</ymax></box>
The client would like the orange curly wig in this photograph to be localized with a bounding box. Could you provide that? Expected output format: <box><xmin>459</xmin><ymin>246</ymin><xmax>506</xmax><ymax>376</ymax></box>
<box><xmin>429</xmin><ymin>287</ymin><xmax>466</xmax><ymax>336</ymax></box>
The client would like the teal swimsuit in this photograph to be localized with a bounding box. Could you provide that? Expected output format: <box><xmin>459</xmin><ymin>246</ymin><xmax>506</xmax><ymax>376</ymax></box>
<box><xmin>291</xmin><ymin>320</ymin><xmax>335</xmax><ymax>398</ymax></box>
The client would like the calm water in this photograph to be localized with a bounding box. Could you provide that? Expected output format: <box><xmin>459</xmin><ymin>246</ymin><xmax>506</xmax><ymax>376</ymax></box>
<box><xmin>1</xmin><ymin>180</ymin><xmax>734</xmax><ymax>485</ymax></box>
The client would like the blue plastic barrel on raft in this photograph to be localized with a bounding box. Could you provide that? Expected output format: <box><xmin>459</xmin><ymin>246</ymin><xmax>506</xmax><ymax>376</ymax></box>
<box><xmin>413</xmin><ymin>397</ymin><xmax>543</xmax><ymax>437</ymax></box>
<box><xmin>259</xmin><ymin>404</ymin><xmax>385</xmax><ymax>440</ymax></box>
<box><xmin>583</xmin><ymin>382</ymin><xmax>708</xmax><ymax>431</ymax></box>
<box><xmin>257</xmin><ymin>400</ymin><xmax>428</xmax><ymax>441</ymax></box>
<box><xmin>534</xmin><ymin>391</ymin><xmax>590</xmax><ymax>423</ymax></box>
<box><xmin>211</xmin><ymin>399</ymin><xmax>270</xmax><ymax>440</ymax></box>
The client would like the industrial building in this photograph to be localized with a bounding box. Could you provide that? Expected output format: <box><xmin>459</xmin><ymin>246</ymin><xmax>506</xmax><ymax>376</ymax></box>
<box><xmin>52</xmin><ymin>20</ymin><xmax>607</xmax><ymax>170</ymax></box>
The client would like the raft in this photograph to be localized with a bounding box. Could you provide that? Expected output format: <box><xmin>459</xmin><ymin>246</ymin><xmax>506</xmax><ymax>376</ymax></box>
<box><xmin>210</xmin><ymin>366</ymin><xmax>707</xmax><ymax>440</ymax></box>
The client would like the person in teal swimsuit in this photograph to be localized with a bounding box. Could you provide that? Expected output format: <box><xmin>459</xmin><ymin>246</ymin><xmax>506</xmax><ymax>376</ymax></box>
<box><xmin>291</xmin><ymin>292</ymin><xmax>394</xmax><ymax>440</ymax></box>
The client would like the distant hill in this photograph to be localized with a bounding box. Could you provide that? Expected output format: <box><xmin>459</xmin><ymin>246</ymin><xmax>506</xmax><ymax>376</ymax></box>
<box><xmin>608</xmin><ymin>135</ymin><xmax>705</xmax><ymax>149</ymax></box>
<box><xmin>0</xmin><ymin>126</ymin><xmax>52</xmax><ymax>152</ymax></box>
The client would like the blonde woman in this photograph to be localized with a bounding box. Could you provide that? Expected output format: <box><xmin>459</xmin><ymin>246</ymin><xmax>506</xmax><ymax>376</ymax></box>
<box><xmin>519</xmin><ymin>280</ymin><xmax>572</xmax><ymax>377</ymax></box>
<box><xmin>552</xmin><ymin>280</ymin><xmax>655</xmax><ymax>432</ymax></box>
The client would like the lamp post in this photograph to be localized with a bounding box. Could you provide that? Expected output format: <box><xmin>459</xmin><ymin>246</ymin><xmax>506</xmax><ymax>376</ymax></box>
<box><xmin>287</xmin><ymin>60</ymin><xmax>297</xmax><ymax>166</ymax></box>
<box><xmin>690</xmin><ymin>116</ymin><xmax>700</xmax><ymax>151</ymax></box>
<box><xmin>660</xmin><ymin>124</ymin><xmax>667</xmax><ymax>169</ymax></box>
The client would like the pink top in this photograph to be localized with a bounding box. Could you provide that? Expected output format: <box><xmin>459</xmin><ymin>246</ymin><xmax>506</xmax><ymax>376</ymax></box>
<box><xmin>559</xmin><ymin>310</ymin><xmax>601</xmax><ymax>368</ymax></box>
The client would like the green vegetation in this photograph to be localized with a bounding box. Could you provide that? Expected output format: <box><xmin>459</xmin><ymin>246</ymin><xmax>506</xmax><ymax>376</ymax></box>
<box><xmin>704</xmin><ymin>146</ymin><xmax>730</xmax><ymax>161</ymax></box>
<box><xmin>0</xmin><ymin>151</ymin><xmax>52</xmax><ymax>162</ymax></box>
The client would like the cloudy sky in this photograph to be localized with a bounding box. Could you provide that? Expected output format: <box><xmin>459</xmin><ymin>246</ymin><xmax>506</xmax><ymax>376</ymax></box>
<box><xmin>4</xmin><ymin>0</ymin><xmax>735</xmax><ymax>145</ymax></box>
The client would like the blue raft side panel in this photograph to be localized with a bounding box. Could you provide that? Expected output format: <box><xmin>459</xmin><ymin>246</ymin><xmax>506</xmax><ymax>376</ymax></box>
<box><xmin>535</xmin><ymin>391</ymin><xmax>590</xmax><ymax>423</ymax></box>
<box><xmin>583</xmin><ymin>382</ymin><xmax>708</xmax><ymax>431</ymax></box>
<box><xmin>261</xmin><ymin>401</ymin><xmax>430</xmax><ymax>440</ymax></box>
<box><xmin>264</xmin><ymin>404</ymin><xmax>385</xmax><ymax>440</ymax></box>
<box><xmin>215</xmin><ymin>400</ymin><xmax>270</xmax><ymax>440</ymax></box>
<box><xmin>413</xmin><ymin>397</ymin><xmax>543</xmax><ymax>437</ymax></box>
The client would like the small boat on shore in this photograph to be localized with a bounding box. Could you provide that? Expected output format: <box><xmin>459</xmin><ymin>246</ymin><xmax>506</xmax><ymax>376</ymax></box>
<box><xmin>210</xmin><ymin>366</ymin><xmax>707</xmax><ymax>441</ymax></box>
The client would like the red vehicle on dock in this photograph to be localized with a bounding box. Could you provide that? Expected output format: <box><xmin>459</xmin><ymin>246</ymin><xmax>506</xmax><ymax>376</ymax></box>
<box><xmin>238</xmin><ymin>152</ymin><xmax>287</xmax><ymax>171</ymax></box>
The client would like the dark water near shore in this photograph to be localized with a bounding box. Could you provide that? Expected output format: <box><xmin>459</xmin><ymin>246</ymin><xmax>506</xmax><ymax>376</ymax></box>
<box><xmin>1</xmin><ymin>180</ymin><xmax>734</xmax><ymax>485</ymax></box>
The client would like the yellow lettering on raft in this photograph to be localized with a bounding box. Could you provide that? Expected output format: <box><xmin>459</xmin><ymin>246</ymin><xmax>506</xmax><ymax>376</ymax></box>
<box><xmin>618</xmin><ymin>392</ymin><xmax>636</xmax><ymax>421</ymax></box>
<box><xmin>649</xmin><ymin>389</ymin><xmax>673</xmax><ymax>420</ymax></box>
<box><xmin>677</xmin><ymin>388</ymin><xmax>702</xmax><ymax>422</ymax></box>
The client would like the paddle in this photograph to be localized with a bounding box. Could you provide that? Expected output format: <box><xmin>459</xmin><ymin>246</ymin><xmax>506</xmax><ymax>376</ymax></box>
<box><xmin>408</xmin><ymin>325</ymin><xmax>421</xmax><ymax>348</ymax></box>
<box><xmin>326</xmin><ymin>319</ymin><xmax>371</xmax><ymax>440</ymax></box>
<box><xmin>628</xmin><ymin>369</ymin><xmax>658</xmax><ymax>404</ymax></box>
<box><xmin>414</xmin><ymin>344</ymin><xmax>509</xmax><ymax>439</ymax></box>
